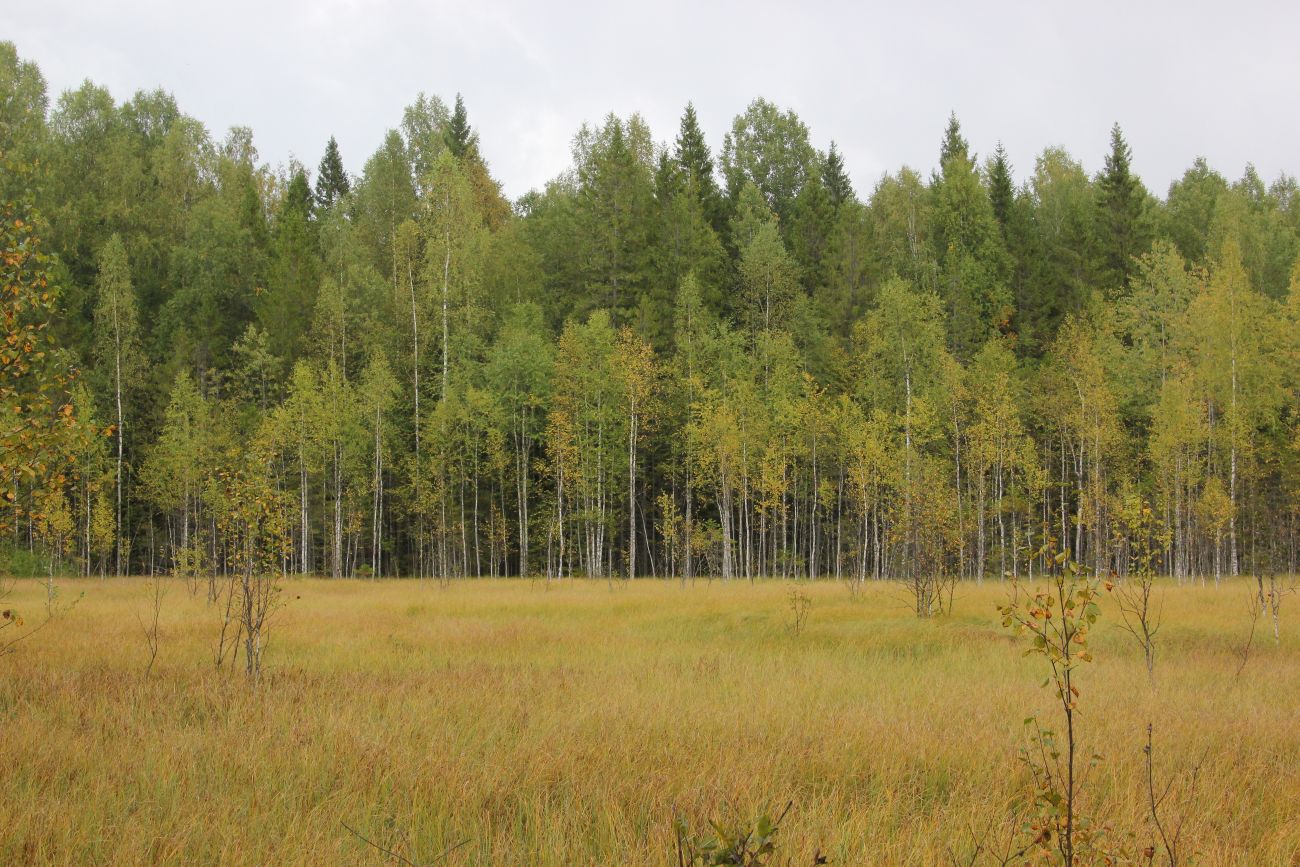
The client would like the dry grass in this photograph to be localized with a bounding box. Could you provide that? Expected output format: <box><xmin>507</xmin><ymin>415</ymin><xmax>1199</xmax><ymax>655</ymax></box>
<box><xmin>0</xmin><ymin>575</ymin><xmax>1297</xmax><ymax>865</ymax></box>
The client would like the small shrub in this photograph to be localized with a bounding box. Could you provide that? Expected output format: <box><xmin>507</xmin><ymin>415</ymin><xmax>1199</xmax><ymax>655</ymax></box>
<box><xmin>674</xmin><ymin>802</ymin><xmax>826</xmax><ymax>866</ymax></box>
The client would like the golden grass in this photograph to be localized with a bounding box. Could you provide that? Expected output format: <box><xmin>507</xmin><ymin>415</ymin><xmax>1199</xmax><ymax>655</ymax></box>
<box><xmin>0</xmin><ymin>576</ymin><xmax>1297</xmax><ymax>865</ymax></box>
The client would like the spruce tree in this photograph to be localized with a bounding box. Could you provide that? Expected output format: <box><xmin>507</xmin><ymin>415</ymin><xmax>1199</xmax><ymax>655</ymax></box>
<box><xmin>931</xmin><ymin>118</ymin><xmax>1011</xmax><ymax>359</ymax></box>
<box><xmin>939</xmin><ymin>112</ymin><xmax>970</xmax><ymax>170</ymax></box>
<box><xmin>823</xmin><ymin>141</ymin><xmax>854</xmax><ymax>207</ymax></box>
<box><xmin>444</xmin><ymin>93</ymin><xmax>476</xmax><ymax>158</ymax></box>
<box><xmin>987</xmin><ymin>142</ymin><xmax>1014</xmax><ymax>230</ymax></box>
<box><xmin>1096</xmin><ymin>123</ymin><xmax>1151</xmax><ymax>291</ymax></box>
<box><xmin>315</xmin><ymin>136</ymin><xmax>350</xmax><ymax>211</ymax></box>
<box><xmin>673</xmin><ymin>102</ymin><xmax>723</xmax><ymax>230</ymax></box>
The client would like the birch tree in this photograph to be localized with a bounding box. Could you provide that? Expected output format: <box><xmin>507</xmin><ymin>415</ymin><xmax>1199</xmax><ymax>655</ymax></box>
<box><xmin>93</xmin><ymin>234</ymin><xmax>142</xmax><ymax>576</ymax></box>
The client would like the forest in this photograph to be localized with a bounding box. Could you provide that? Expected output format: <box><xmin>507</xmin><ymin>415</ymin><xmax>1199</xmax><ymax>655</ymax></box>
<box><xmin>3</xmin><ymin>39</ymin><xmax>1299</xmax><ymax>588</ymax></box>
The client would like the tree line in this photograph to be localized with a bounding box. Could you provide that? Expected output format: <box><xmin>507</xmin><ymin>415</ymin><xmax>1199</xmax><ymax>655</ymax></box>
<box><xmin>2</xmin><ymin>41</ymin><xmax>1298</xmax><ymax>584</ymax></box>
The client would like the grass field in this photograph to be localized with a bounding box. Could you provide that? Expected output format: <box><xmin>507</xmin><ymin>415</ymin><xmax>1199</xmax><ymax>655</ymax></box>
<box><xmin>1</xmin><ymin>575</ymin><xmax>1297</xmax><ymax>865</ymax></box>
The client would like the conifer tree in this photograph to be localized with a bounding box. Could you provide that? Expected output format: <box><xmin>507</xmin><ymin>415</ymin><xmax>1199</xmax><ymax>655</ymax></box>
<box><xmin>674</xmin><ymin>102</ymin><xmax>724</xmax><ymax>231</ymax></box>
<box><xmin>1096</xmin><ymin>123</ymin><xmax>1151</xmax><ymax>291</ymax></box>
<box><xmin>573</xmin><ymin>115</ymin><xmax>657</xmax><ymax>322</ymax></box>
<box><xmin>315</xmin><ymin>136</ymin><xmax>350</xmax><ymax>211</ymax></box>
<box><xmin>938</xmin><ymin>112</ymin><xmax>970</xmax><ymax>169</ymax></box>
<box><xmin>822</xmin><ymin>142</ymin><xmax>854</xmax><ymax>208</ymax></box>
<box><xmin>444</xmin><ymin>93</ymin><xmax>476</xmax><ymax>159</ymax></box>
<box><xmin>987</xmin><ymin>142</ymin><xmax>1014</xmax><ymax>230</ymax></box>
<box><xmin>932</xmin><ymin>119</ymin><xmax>1011</xmax><ymax>359</ymax></box>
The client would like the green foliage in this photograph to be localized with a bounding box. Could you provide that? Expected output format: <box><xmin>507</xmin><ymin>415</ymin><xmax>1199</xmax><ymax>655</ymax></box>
<box><xmin>1015</xmin><ymin>148</ymin><xmax>1099</xmax><ymax>354</ymax></box>
<box><xmin>354</xmin><ymin>129</ymin><xmax>417</xmax><ymax>282</ymax></box>
<box><xmin>721</xmin><ymin>99</ymin><xmax>817</xmax><ymax>224</ymax></box>
<box><xmin>938</xmin><ymin>112</ymin><xmax>970</xmax><ymax>168</ymax></box>
<box><xmin>1096</xmin><ymin>124</ymin><xmax>1152</xmax><ymax>292</ymax></box>
<box><xmin>314</xmin><ymin>135</ymin><xmax>350</xmax><ymax>211</ymax></box>
<box><xmin>5</xmin><ymin>45</ymin><xmax>1300</xmax><ymax>586</ymax></box>
<box><xmin>570</xmin><ymin>114</ymin><xmax>658</xmax><ymax>324</ymax></box>
<box><xmin>738</xmin><ymin>220</ymin><xmax>801</xmax><ymax>335</ymax></box>
<box><xmin>821</xmin><ymin>142</ymin><xmax>853</xmax><ymax>208</ymax></box>
<box><xmin>443</xmin><ymin>94</ymin><xmax>475</xmax><ymax>159</ymax></box>
<box><xmin>986</xmin><ymin>142</ymin><xmax>1014</xmax><ymax>230</ymax></box>
<box><xmin>675</xmin><ymin>102</ymin><xmax>727</xmax><ymax>234</ymax></box>
<box><xmin>931</xmin><ymin>117</ymin><xmax>1012</xmax><ymax>358</ymax></box>
<box><xmin>1</xmin><ymin>544</ymin><xmax>67</xmax><ymax>578</ymax></box>
<box><xmin>674</xmin><ymin>802</ymin><xmax>815</xmax><ymax>867</ymax></box>
<box><xmin>262</xmin><ymin>168</ymin><xmax>321</xmax><ymax>360</ymax></box>
<box><xmin>0</xmin><ymin>41</ymin><xmax>48</xmax><ymax>205</ymax></box>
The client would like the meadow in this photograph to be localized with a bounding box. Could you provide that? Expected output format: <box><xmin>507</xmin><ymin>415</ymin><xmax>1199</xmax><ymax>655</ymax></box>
<box><xmin>0</xmin><ymin>576</ymin><xmax>1297</xmax><ymax>865</ymax></box>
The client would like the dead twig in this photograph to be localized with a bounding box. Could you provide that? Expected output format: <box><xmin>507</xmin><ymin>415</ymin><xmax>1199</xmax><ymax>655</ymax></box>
<box><xmin>1233</xmin><ymin>591</ymin><xmax>1262</xmax><ymax>679</ymax></box>
<box><xmin>1143</xmin><ymin>722</ymin><xmax>1208</xmax><ymax>866</ymax></box>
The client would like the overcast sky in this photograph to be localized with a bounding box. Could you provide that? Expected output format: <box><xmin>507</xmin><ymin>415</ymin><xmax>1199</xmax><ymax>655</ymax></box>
<box><xmin>9</xmin><ymin>0</ymin><xmax>1299</xmax><ymax>200</ymax></box>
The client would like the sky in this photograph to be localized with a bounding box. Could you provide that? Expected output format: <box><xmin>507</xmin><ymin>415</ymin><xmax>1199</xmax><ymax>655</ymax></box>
<box><xmin>8</xmin><ymin>0</ymin><xmax>1299</xmax><ymax>201</ymax></box>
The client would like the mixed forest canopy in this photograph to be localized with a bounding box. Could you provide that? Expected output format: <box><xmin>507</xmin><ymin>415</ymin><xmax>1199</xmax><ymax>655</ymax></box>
<box><xmin>3</xmin><ymin>41</ymin><xmax>1299</xmax><ymax>584</ymax></box>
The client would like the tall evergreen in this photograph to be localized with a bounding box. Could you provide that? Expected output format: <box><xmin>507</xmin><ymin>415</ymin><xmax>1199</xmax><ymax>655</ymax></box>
<box><xmin>444</xmin><ymin>93</ymin><xmax>475</xmax><ymax>158</ymax></box>
<box><xmin>573</xmin><ymin>115</ymin><xmax>657</xmax><ymax>325</ymax></box>
<box><xmin>987</xmin><ymin>142</ymin><xmax>1014</xmax><ymax>230</ymax></box>
<box><xmin>674</xmin><ymin>103</ymin><xmax>713</xmax><ymax>190</ymax></box>
<box><xmin>823</xmin><ymin>142</ymin><xmax>854</xmax><ymax>207</ymax></box>
<box><xmin>315</xmin><ymin>136</ymin><xmax>350</xmax><ymax>211</ymax></box>
<box><xmin>931</xmin><ymin>116</ymin><xmax>1011</xmax><ymax>359</ymax></box>
<box><xmin>1096</xmin><ymin>123</ymin><xmax>1151</xmax><ymax>291</ymax></box>
<box><xmin>673</xmin><ymin>102</ymin><xmax>723</xmax><ymax>231</ymax></box>
<box><xmin>938</xmin><ymin>112</ymin><xmax>970</xmax><ymax>170</ymax></box>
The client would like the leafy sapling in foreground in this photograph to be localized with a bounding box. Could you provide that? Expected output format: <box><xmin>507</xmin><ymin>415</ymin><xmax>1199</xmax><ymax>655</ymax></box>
<box><xmin>999</xmin><ymin>542</ymin><xmax>1112</xmax><ymax>864</ymax></box>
